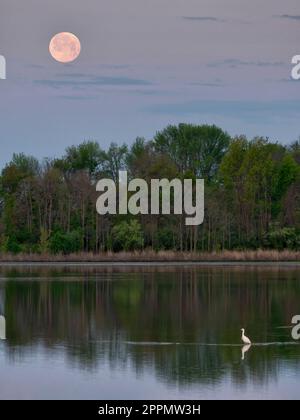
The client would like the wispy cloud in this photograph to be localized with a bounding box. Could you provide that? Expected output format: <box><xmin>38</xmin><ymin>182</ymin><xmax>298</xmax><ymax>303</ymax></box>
<box><xmin>58</xmin><ymin>88</ymin><xmax>162</xmax><ymax>100</ymax></box>
<box><xmin>28</xmin><ymin>64</ymin><xmax>45</xmax><ymax>69</ymax></box>
<box><xmin>208</xmin><ymin>59</ymin><xmax>284</xmax><ymax>68</ymax></box>
<box><xmin>58</xmin><ymin>95</ymin><xmax>97</xmax><ymax>101</ymax></box>
<box><xmin>278</xmin><ymin>77</ymin><xmax>298</xmax><ymax>83</ymax></box>
<box><xmin>277</xmin><ymin>14</ymin><xmax>300</xmax><ymax>21</ymax></box>
<box><xmin>34</xmin><ymin>74</ymin><xmax>153</xmax><ymax>89</ymax></box>
<box><xmin>145</xmin><ymin>100</ymin><xmax>300</xmax><ymax>123</ymax></box>
<box><xmin>182</xmin><ymin>16</ymin><xmax>250</xmax><ymax>24</ymax></box>
<box><xmin>182</xmin><ymin>16</ymin><xmax>225</xmax><ymax>22</ymax></box>
<box><xmin>189</xmin><ymin>80</ymin><xmax>226</xmax><ymax>87</ymax></box>
<box><xmin>101</xmin><ymin>64</ymin><xmax>131</xmax><ymax>70</ymax></box>
<box><xmin>56</xmin><ymin>73</ymin><xmax>94</xmax><ymax>79</ymax></box>
<box><xmin>131</xmin><ymin>89</ymin><xmax>163</xmax><ymax>96</ymax></box>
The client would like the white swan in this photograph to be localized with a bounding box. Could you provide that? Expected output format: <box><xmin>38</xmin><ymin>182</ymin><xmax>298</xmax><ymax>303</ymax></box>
<box><xmin>241</xmin><ymin>328</ymin><xmax>251</xmax><ymax>344</ymax></box>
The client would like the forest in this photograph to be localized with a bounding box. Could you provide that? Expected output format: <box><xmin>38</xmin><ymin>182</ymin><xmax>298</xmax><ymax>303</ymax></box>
<box><xmin>1</xmin><ymin>123</ymin><xmax>300</xmax><ymax>255</ymax></box>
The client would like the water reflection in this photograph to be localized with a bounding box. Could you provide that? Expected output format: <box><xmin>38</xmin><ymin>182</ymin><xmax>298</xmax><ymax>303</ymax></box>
<box><xmin>241</xmin><ymin>344</ymin><xmax>251</xmax><ymax>360</ymax></box>
<box><xmin>0</xmin><ymin>265</ymin><xmax>300</xmax><ymax>398</ymax></box>
<box><xmin>0</xmin><ymin>317</ymin><xmax>5</xmax><ymax>340</ymax></box>
<box><xmin>0</xmin><ymin>285</ymin><xmax>5</xmax><ymax>340</ymax></box>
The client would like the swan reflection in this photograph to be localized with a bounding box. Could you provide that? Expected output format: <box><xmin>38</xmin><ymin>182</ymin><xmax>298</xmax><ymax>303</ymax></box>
<box><xmin>0</xmin><ymin>316</ymin><xmax>5</xmax><ymax>340</ymax></box>
<box><xmin>241</xmin><ymin>343</ymin><xmax>251</xmax><ymax>360</ymax></box>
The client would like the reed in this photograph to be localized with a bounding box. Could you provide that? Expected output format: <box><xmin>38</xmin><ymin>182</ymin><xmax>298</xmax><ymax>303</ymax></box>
<box><xmin>0</xmin><ymin>249</ymin><xmax>299</xmax><ymax>262</ymax></box>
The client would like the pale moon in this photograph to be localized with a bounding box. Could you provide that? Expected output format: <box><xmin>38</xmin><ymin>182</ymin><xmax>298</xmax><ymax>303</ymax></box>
<box><xmin>49</xmin><ymin>32</ymin><xmax>81</xmax><ymax>63</ymax></box>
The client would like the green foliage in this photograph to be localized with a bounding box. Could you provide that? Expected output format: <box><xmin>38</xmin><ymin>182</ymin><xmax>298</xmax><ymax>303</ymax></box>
<box><xmin>61</xmin><ymin>141</ymin><xmax>105</xmax><ymax>176</ymax></box>
<box><xmin>154</xmin><ymin>123</ymin><xmax>230</xmax><ymax>179</ymax></box>
<box><xmin>49</xmin><ymin>230</ymin><xmax>82</xmax><ymax>254</ymax></box>
<box><xmin>0</xmin><ymin>235</ymin><xmax>8</xmax><ymax>253</ymax></box>
<box><xmin>102</xmin><ymin>142</ymin><xmax>128</xmax><ymax>182</ymax></box>
<box><xmin>111</xmin><ymin>220</ymin><xmax>144</xmax><ymax>252</ymax></box>
<box><xmin>11</xmin><ymin>153</ymin><xmax>40</xmax><ymax>176</ymax></box>
<box><xmin>218</xmin><ymin>137</ymin><xmax>300</xmax><ymax>246</ymax></box>
<box><xmin>5</xmin><ymin>235</ymin><xmax>22</xmax><ymax>254</ymax></box>
<box><xmin>275</xmin><ymin>154</ymin><xmax>299</xmax><ymax>200</ymax></box>
<box><xmin>156</xmin><ymin>227</ymin><xmax>176</xmax><ymax>250</ymax></box>
<box><xmin>263</xmin><ymin>228</ymin><xmax>300</xmax><ymax>250</ymax></box>
<box><xmin>39</xmin><ymin>228</ymin><xmax>49</xmax><ymax>254</ymax></box>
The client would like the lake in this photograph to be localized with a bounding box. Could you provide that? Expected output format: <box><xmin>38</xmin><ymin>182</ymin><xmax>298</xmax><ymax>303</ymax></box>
<box><xmin>0</xmin><ymin>263</ymin><xmax>300</xmax><ymax>400</ymax></box>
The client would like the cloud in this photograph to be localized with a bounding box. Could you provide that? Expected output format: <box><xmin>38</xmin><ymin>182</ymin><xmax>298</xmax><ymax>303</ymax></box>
<box><xmin>182</xmin><ymin>16</ymin><xmax>250</xmax><ymax>24</ymax></box>
<box><xmin>131</xmin><ymin>89</ymin><xmax>163</xmax><ymax>96</ymax></box>
<box><xmin>34</xmin><ymin>74</ymin><xmax>153</xmax><ymax>89</ymax></box>
<box><xmin>58</xmin><ymin>95</ymin><xmax>96</xmax><ymax>101</ymax></box>
<box><xmin>28</xmin><ymin>64</ymin><xmax>45</xmax><ymax>69</ymax></box>
<box><xmin>145</xmin><ymin>99</ymin><xmax>300</xmax><ymax>123</ymax></box>
<box><xmin>189</xmin><ymin>80</ymin><xmax>225</xmax><ymax>87</ymax></box>
<box><xmin>58</xmin><ymin>88</ymin><xmax>161</xmax><ymax>100</ymax></box>
<box><xmin>279</xmin><ymin>77</ymin><xmax>296</xmax><ymax>83</ymax></box>
<box><xmin>182</xmin><ymin>16</ymin><xmax>225</xmax><ymax>22</ymax></box>
<box><xmin>56</xmin><ymin>73</ymin><xmax>94</xmax><ymax>78</ymax></box>
<box><xmin>207</xmin><ymin>59</ymin><xmax>284</xmax><ymax>68</ymax></box>
<box><xmin>101</xmin><ymin>64</ymin><xmax>131</xmax><ymax>70</ymax></box>
<box><xmin>277</xmin><ymin>14</ymin><xmax>300</xmax><ymax>21</ymax></box>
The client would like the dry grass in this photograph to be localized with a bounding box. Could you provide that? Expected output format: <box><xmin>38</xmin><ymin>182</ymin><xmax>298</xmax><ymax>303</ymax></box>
<box><xmin>0</xmin><ymin>249</ymin><xmax>299</xmax><ymax>263</ymax></box>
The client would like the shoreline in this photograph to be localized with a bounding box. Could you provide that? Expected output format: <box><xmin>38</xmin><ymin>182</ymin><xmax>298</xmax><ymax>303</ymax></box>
<box><xmin>0</xmin><ymin>250</ymin><xmax>299</xmax><ymax>265</ymax></box>
<box><xmin>0</xmin><ymin>260</ymin><xmax>300</xmax><ymax>268</ymax></box>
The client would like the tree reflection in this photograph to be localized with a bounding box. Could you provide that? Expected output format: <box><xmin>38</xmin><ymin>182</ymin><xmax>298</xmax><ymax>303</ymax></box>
<box><xmin>1</xmin><ymin>265</ymin><xmax>300</xmax><ymax>388</ymax></box>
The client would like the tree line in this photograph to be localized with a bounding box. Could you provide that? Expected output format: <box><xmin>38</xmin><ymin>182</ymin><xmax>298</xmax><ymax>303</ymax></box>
<box><xmin>1</xmin><ymin>123</ymin><xmax>300</xmax><ymax>254</ymax></box>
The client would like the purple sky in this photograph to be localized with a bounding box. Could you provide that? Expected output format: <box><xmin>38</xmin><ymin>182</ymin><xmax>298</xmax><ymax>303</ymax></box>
<box><xmin>0</xmin><ymin>0</ymin><xmax>300</xmax><ymax>167</ymax></box>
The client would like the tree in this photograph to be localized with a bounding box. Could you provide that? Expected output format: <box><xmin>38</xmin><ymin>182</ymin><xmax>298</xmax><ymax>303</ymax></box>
<box><xmin>0</xmin><ymin>125</ymin><xmax>299</xmax><ymax>254</ymax></box>
<box><xmin>111</xmin><ymin>220</ymin><xmax>144</xmax><ymax>251</ymax></box>
<box><xmin>153</xmin><ymin>123</ymin><xmax>230</xmax><ymax>179</ymax></box>
<box><xmin>60</xmin><ymin>141</ymin><xmax>105</xmax><ymax>177</ymax></box>
<box><xmin>49</xmin><ymin>230</ymin><xmax>82</xmax><ymax>254</ymax></box>
<box><xmin>102</xmin><ymin>142</ymin><xmax>128</xmax><ymax>182</ymax></box>
<box><xmin>219</xmin><ymin>137</ymin><xmax>298</xmax><ymax>246</ymax></box>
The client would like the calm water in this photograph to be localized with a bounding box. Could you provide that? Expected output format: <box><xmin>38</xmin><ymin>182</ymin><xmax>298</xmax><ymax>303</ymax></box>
<box><xmin>0</xmin><ymin>264</ymin><xmax>300</xmax><ymax>400</ymax></box>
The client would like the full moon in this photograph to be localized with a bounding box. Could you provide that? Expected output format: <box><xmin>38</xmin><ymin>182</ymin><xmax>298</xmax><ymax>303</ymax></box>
<box><xmin>49</xmin><ymin>32</ymin><xmax>81</xmax><ymax>63</ymax></box>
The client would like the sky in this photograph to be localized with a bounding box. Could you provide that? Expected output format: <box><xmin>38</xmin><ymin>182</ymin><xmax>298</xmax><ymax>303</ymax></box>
<box><xmin>0</xmin><ymin>0</ymin><xmax>300</xmax><ymax>168</ymax></box>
